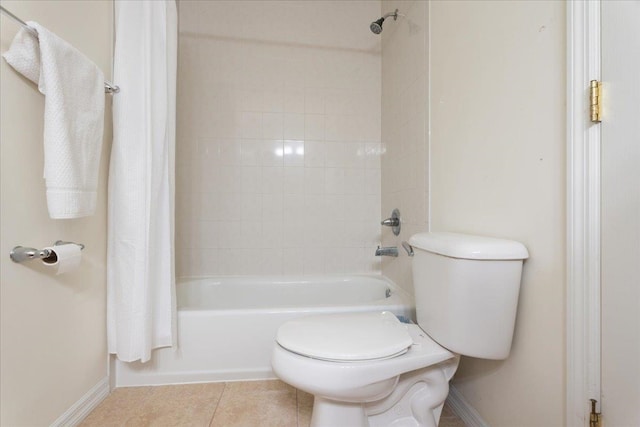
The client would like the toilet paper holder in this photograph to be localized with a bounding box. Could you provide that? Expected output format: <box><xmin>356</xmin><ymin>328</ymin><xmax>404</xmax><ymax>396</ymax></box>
<box><xmin>9</xmin><ymin>241</ymin><xmax>85</xmax><ymax>263</ymax></box>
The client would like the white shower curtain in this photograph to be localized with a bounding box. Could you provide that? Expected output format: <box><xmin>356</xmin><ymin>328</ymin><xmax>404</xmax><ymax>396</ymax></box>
<box><xmin>107</xmin><ymin>0</ymin><xmax>177</xmax><ymax>363</ymax></box>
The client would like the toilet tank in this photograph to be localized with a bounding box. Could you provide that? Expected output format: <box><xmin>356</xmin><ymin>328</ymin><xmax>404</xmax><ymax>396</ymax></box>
<box><xmin>408</xmin><ymin>232</ymin><xmax>529</xmax><ymax>360</ymax></box>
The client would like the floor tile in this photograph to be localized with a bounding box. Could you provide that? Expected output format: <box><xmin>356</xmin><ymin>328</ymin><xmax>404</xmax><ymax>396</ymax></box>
<box><xmin>81</xmin><ymin>383</ymin><xmax>225</xmax><ymax>427</ymax></box>
<box><xmin>439</xmin><ymin>415</ymin><xmax>467</xmax><ymax>427</ymax></box>
<box><xmin>442</xmin><ymin>403</ymin><xmax>456</xmax><ymax>418</ymax></box>
<box><xmin>296</xmin><ymin>390</ymin><xmax>314</xmax><ymax>427</ymax></box>
<box><xmin>209</xmin><ymin>380</ymin><xmax>297</xmax><ymax>427</ymax></box>
<box><xmin>81</xmin><ymin>381</ymin><xmax>466</xmax><ymax>427</ymax></box>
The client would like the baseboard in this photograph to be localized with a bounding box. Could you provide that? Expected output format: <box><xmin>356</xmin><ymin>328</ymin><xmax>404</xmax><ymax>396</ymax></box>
<box><xmin>50</xmin><ymin>377</ymin><xmax>110</xmax><ymax>427</ymax></box>
<box><xmin>446</xmin><ymin>385</ymin><xmax>490</xmax><ymax>427</ymax></box>
<box><xmin>115</xmin><ymin>364</ymin><xmax>276</xmax><ymax>387</ymax></box>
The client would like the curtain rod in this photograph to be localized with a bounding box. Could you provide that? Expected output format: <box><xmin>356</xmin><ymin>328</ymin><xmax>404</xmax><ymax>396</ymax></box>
<box><xmin>0</xmin><ymin>5</ymin><xmax>119</xmax><ymax>94</ymax></box>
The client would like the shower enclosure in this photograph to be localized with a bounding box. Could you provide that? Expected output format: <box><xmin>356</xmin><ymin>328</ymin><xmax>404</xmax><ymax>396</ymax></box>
<box><xmin>175</xmin><ymin>1</ymin><xmax>384</xmax><ymax>277</ymax></box>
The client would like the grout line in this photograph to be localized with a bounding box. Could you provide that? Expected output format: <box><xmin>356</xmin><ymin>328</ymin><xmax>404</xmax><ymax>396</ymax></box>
<box><xmin>208</xmin><ymin>381</ymin><xmax>227</xmax><ymax>427</ymax></box>
<box><xmin>296</xmin><ymin>388</ymin><xmax>303</xmax><ymax>427</ymax></box>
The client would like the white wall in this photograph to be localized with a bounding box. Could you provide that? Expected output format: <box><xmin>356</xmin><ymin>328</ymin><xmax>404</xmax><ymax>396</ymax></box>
<box><xmin>429</xmin><ymin>1</ymin><xmax>566</xmax><ymax>425</ymax></box>
<box><xmin>176</xmin><ymin>0</ymin><xmax>383</xmax><ymax>277</ymax></box>
<box><xmin>382</xmin><ymin>0</ymin><xmax>566</xmax><ymax>424</ymax></box>
<box><xmin>0</xmin><ymin>1</ymin><xmax>112</xmax><ymax>425</ymax></box>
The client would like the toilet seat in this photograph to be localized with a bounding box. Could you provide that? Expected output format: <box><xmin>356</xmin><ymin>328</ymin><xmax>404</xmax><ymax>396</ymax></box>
<box><xmin>276</xmin><ymin>311</ymin><xmax>413</xmax><ymax>362</ymax></box>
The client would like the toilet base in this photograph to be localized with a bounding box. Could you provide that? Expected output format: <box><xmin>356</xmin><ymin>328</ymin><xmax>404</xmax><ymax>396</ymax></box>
<box><xmin>311</xmin><ymin>397</ymin><xmax>369</xmax><ymax>427</ymax></box>
<box><xmin>308</xmin><ymin>357</ymin><xmax>460</xmax><ymax>427</ymax></box>
<box><xmin>367</xmin><ymin>358</ymin><xmax>459</xmax><ymax>427</ymax></box>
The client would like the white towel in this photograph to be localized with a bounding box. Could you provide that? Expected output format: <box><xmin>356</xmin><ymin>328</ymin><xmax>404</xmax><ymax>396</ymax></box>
<box><xmin>3</xmin><ymin>22</ymin><xmax>105</xmax><ymax>219</ymax></box>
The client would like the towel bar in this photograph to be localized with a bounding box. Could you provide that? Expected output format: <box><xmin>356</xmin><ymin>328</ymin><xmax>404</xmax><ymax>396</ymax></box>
<box><xmin>0</xmin><ymin>5</ymin><xmax>120</xmax><ymax>94</ymax></box>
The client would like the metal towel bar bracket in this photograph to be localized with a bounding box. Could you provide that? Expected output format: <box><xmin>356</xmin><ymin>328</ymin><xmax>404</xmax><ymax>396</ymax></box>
<box><xmin>10</xmin><ymin>241</ymin><xmax>85</xmax><ymax>263</ymax></box>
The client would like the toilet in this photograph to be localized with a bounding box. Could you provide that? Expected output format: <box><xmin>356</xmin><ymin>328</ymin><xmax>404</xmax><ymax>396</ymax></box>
<box><xmin>271</xmin><ymin>232</ymin><xmax>529</xmax><ymax>427</ymax></box>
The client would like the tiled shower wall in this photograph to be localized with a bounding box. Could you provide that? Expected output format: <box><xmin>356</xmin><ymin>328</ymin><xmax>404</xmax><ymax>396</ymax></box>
<box><xmin>176</xmin><ymin>1</ymin><xmax>382</xmax><ymax>276</ymax></box>
<box><xmin>380</xmin><ymin>0</ymin><xmax>429</xmax><ymax>295</ymax></box>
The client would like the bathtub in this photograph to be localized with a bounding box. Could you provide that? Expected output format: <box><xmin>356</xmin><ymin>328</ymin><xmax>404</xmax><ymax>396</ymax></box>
<box><xmin>115</xmin><ymin>275</ymin><xmax>414</xmax><ymax>386</ymax></box>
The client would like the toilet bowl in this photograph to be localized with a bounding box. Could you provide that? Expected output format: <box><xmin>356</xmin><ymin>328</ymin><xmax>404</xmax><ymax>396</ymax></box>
<box><xmin>271</xmin><ymin>311</ymin><xmax>460</xmax><ymax>427</ymax></box>
<box><xmin>272</xmin><ymin>232</ymin><xmax>529</xmax><ymax>427</ymax></box>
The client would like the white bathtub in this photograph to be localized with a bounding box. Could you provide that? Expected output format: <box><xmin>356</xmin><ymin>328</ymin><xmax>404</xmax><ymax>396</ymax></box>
<box><xmin>115</xmin><ymin>275</ymin><xmax>414</xmax><ymax>386</ymax></box>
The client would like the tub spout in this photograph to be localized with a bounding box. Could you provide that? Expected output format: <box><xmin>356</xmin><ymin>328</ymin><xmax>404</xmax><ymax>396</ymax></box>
<box><xmin>375</xmin><ymin>246</ymin><xmax>398</xmax><ymax>257</ymax></box>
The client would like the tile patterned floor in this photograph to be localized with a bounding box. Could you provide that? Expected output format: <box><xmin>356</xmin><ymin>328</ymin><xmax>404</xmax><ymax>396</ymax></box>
<box><xmin>81</xmin><ymin>380</ymin><xmax>465</xmax><ymax>427</ymax></box>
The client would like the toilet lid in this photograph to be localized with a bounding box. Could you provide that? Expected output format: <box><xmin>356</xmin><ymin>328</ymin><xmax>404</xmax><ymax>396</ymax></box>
<box><xmin>276</xmin><ymin>311</ymin><xmax>413</xmax><ymax>362</ymax></box>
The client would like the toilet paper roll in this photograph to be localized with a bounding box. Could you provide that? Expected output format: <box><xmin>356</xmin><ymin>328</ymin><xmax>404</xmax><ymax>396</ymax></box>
<box><xmin>41</xmin><ymin>243</ymin><xmax>82</xmax><ymax>275</ymax></box>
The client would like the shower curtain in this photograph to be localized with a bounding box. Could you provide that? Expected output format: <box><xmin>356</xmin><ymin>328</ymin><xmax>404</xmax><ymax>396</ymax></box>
<box><xmin>107</xmin><ymin>0</ymin><xmax>177</xmax><ymax>363</ymax></box>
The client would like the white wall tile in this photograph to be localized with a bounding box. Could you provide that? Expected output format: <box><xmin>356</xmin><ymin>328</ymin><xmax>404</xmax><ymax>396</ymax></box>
<box><xmin>261</xmin><ymin>248</ymin><xmax>283</xmax><ymax>274</ymax></box>
<box><xmin>325</xmin><ymin>194</ymin><xmax>348</xmax><ymax>221</ymax></box>
<box><xmin>198</xmin><ymin>220</ymin><xmax>220</xmax><ymax>248</ymax></box>
<box><xmin>283</xmin><ymin>220</ymin><xmax>305</xmax><ymax>248</ymax></box>
<box><xmin>283</xmin><ymin>167</ymin><xmax>305</xmax><ymax>194</ymax></box>
<box><xmin>239</xmin><ymin>88</ymin><xmax>264</xmax><ymax>112</ymax></box>
<box><xmin>381</xmin><ymin>0</ymin><xmax>428</xmax><ymax>292</ymax></box>
<box><xmin>303</xmin><ymin>247</ymin><xmax>325</xmax><ymax>275</ymax></box>
<box><xmin>283</xmin><ymin>140</ymin><xmax>305</xmax><ymax>167</ymax></box>
<box><xmin>324</xmin><ymin>221</ymin><xmax>345</xmax><ymax>247</ymax></box>
<box><xmin>240</xmin><ymin>166</ymin><xmax>262</xmax><ymax>194</ymax></box>
<box><xmin>304</xmin><ymin>221</ymin><xmax>328</xmax><ymax>247</ymax></box>
<box><xmin>262</xmin><ymin>113</ymin><xmax>284</xmax><ymax>139</ymax></box>
<box><xmin>304</xmin><ymin>88</ymin><xmax>325</xmax><ymax>114</ymax></box>
<box><xmin>240</xmin><ymin>221</ymin><xmax>263</xmax><ymax>248</ymax></box>
<box><xmin>260</xmin><ymin>140</ymin><xmax>285</xmax><ymax>167</ymax></box>
<box><xmin>262</xmin><ymin>166</ymin><xmax>284</xmax><ymax>194</ymax></box>
<box><xmin>325</xmin><ymin>168</ymin><xmax>345</xmax><ymax>195</ymax></box>
<box><xmin>304</xmin><ymin>168</ymin><xmax>325</xmax><ymax>194</ymax></box>
<box><xmin>364</xmin><ymin>169</ymin><xmax>382</xmax><ymax>195</ymax></box>
<box><xmin>304</xmin><ymin>141</ymin><xmax>325</xmax><ymax>168</ymax></box>
<box><xmin>304</xmin><ymin>194</ymin><xmax>327</xmax><ymax>220</ymax></box>
<box><xmin>344</xmin><ymin>168</ymin><xmax>366</xmax><ymax>195</ymax></box>
<box><xmin>262</xmin><ymin>193</ymin><xmax>284</xmax><ymax>221</ymax></box>
<box><xmin>284</xmin><ymin>113</ymin><xmax>305</xmax><ymax>140</ymax></box>
<box><xmin>262</xmin><ymin>221</ymin><xmax>284</xmax><ymax>249</ymax></box>
<box><xmin>283</xmin><ymin>248</ymin><xmax>304</xmax><ymax>274</ymax></box>
<box><xmin>324</xmin><ymin>249</ymin><xmax>346</xmax><ymax>274</ymax></box>
<box><xmin>241</xmin><ymin>140</ymin><xmax>261</xmax><ymax>166</ymax></box>
<box><xmin>284</xmin><ymin>88</ymin><xmax>305</xmax><ymax>113</ymax></box>
<box><xmin>364</xmin><ymin>142</ymin><xmax>383</xmax><ymax>170</ymax></box>
<box><xmin>325</xmin><ymin>142</ymin><xmax>346</xmax><ymax>168</ymax></box>
<box><xmin>344</xmin><ymin>143</ymin><xmax>366</xmax><ymax>169</ymax></box>
<box><xmin>304</xmin><ymin>114</ymin><xmax>325</xmax><ymax>140</ymax></box>
<box><xmin>240</xmin><ymin>112</ymin><xmax>262</xmax><ymax>139</ymax></box>
<box><xmin>284</xmin><ymin>194</ymin><xmax>306</xmax><ymax>220</ymax></box>
<box><xmin>263</xmin><ymin>89</ymin><xmax>285</xmax><ymax>113</ymax></box>
<box><xmin>177</xmin><ymin>1</ymin><xmax>382</xmax><ymax>276</ymax></box>
<box><xmin>218</xmin><ymin>221</ymin><xmax>242</xmax><ymax>248</ymax></box>
<box><xmin>240</xmin><ymin>194</ymin><xmax>262</xmax><ymax>221</ymax></box>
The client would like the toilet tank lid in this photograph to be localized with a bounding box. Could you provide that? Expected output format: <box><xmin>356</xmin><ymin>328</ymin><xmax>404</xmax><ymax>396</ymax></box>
<box><xmin>409</xmin><ymin>232</ymin><xmax>529</xmax><ymax>260</ymax></box>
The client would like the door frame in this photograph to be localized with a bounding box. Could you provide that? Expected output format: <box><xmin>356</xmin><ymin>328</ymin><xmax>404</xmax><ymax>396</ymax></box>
<box><xmin>566</xmin><ymin>1</ymin><xmax>601</xmax><ymax>426</ymax></box>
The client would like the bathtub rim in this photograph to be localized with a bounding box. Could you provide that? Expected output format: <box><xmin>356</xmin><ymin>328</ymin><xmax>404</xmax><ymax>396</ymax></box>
<box><xmin>175</xmin><ymin>274</ymin><xmax>415</xmax><ymax>315</ymax></box>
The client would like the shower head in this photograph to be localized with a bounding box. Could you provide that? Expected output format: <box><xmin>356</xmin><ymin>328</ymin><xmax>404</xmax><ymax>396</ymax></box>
<box><xmin>370</xmin><ymin>17</ymin><xmax>385</xmax><ymax>34</ymax></box>
<box><xmin>370</xmin><ymin>9</ymin><xmax>399</xmax><ymax>34</ymax></box>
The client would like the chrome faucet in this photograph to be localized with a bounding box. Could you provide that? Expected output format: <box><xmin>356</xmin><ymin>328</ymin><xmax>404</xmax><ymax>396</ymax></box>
<box><xmin>375</xmin><ymin>246</ymin><xmax>398</xmax><ymax>257</ymax></box>
<box><xmin>381</xmin><ymin>208</ymin><xmax>401</xmax><ymax>236</ymax></box>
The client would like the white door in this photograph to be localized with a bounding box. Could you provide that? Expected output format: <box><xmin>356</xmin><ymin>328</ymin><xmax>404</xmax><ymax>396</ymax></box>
<box><xmin>601</xmin><ymin>1</ymin><xmax>640</xmax><ymax>425</ymax></box>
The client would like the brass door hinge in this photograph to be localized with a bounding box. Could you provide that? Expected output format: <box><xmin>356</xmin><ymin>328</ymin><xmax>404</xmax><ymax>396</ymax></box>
<box><xmin>590</xmin><ymin>80</ymin><xmax>602</xmax><ymax>123</ymax></box>
<box><xmin>590</xmin><ymin>399</ymin><xmax>602</xmax><ymax>427</ymax></box>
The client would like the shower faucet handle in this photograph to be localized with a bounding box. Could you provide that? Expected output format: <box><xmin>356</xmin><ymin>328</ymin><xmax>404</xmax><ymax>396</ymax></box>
<box><xmin>381</xmin><ymin>209</ymin><xmax>401</xmax><ymax>236</ymax></box>
<box><xmin>381</xmin><ymin>217</ymin><xmax>400</xmax><ymax>227</ymax></box>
